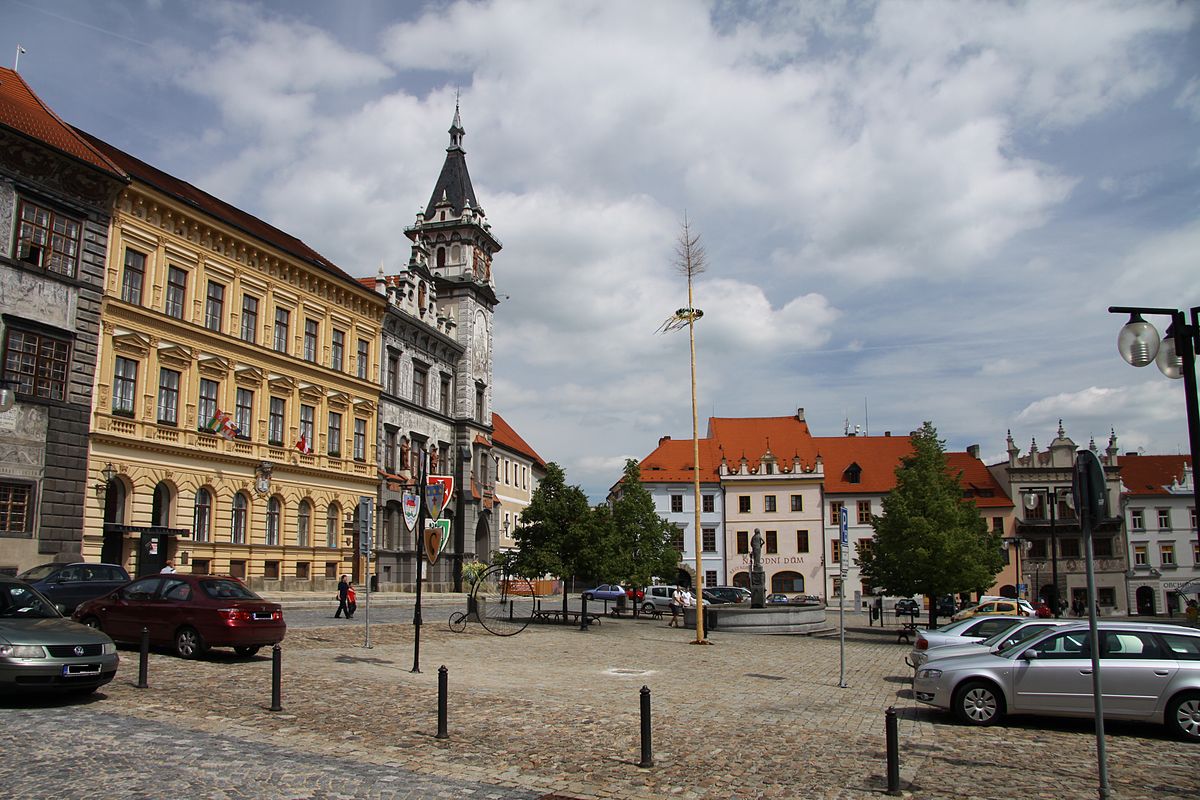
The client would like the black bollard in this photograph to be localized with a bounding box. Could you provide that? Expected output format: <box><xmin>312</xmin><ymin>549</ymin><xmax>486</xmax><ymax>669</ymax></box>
<box><xmin>885</xmin><ymin>706</ymin><xmax>900</xmax><ymax>795</ymax></box>
<box><xmin>638</xmin><ymin>685</ymin><xmax>653</xmax><ymax>768</ymax></box>
<box><xmin>580</xmin><ymin>596</ymin><xmax>589</xmax><ymax>630</ymax></box>
<box><xmin>270</xmin><ymin>644</ymin><xmax>282</xmax><ymax>712</ymax></box>
<box><xmin>436</xmin><ymin>665</ymin><xmax>448</xmax><ymax>739</ymax></box>
<box><xmin>136</xmin><ymin>626</ymin><xmax>149</xmax><ymax>688</ymax></box>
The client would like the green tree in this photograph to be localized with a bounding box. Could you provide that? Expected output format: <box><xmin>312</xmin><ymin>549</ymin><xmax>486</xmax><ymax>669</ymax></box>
<box><xmin>609</xmin><ymin>459</ymin><xmax>681</xmax><ymax>614</ymax></box>
<box><xmin>857</xmin><ymin>422</ymin><xmax>1004</xmax><ymax>625</ymax></box>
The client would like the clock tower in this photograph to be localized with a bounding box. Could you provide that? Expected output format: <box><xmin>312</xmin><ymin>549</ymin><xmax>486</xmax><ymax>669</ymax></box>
<box><xmin>405</xmin><ymin>103</ymin><xmax>502</xmax><ymax>574</ymax></box>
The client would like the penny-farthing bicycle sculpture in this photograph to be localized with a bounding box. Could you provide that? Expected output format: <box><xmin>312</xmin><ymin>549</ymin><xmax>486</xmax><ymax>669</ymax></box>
<box><xmin>458</xmin><ymin>563</ymin><xmax>536</xmax><ymax>636</ymax></box>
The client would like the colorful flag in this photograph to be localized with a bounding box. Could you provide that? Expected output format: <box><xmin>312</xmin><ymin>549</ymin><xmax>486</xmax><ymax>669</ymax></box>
<box><xmin>295</xmin><ymin>433</ymin><xmax>312</xmax><ymax>454</ymax></box>
<box><xmin>203</xmin><ymin>409</ymin><xmax>239</xmax><ymax>441</ymax></box>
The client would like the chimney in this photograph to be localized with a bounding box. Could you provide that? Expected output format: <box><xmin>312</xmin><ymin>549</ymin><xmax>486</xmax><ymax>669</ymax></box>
<box><xmin>967</xmin><ymin>444</ymin><xmax>980</xmax><ymax>459</ymax></box>
<box><xmin>795</xmin><ymin>407</ymin><xmax>805</xmax><ymax>421</ymax></box>
<box><xmin>658</xmin><ymin>435</ymin><xmax>672</xmax><ymax>447</ymax></box>
<box><xmin>884</xmin><ymin>431</ymin><xmax>891</xmax><ymax>437</ymax></box>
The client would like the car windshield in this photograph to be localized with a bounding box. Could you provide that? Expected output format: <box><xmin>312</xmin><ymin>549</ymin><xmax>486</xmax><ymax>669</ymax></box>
<box><xmin>930</xmin><ymin>617</ymin><xmax>982</xmax><ymax>634</ymax></box>
<box><xmin>16</xmin><ymin>565</ymin><xmax>57</xmax><ymax>582</ymax></box>
<box><xmin>200</xmin><ymin>579</ymin><xmax>259</xmax><ymax>600</ymax></box>
<box><xmin>0</xmin><ymin>583</ymin><xmax>60</xmax><ymax>619</ymax></box>
<box><xmin>984</xmin><ymin>623</ymin><xmax>1047</xmax><ymax>652</ymax></box>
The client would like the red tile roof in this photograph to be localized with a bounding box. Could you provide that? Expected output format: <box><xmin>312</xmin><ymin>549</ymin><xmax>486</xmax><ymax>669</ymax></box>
<box><xmin>0</xmin><ymin>67</ymin><xmax>124</xmax><ymax>177</ymax></box>
<box><xmin>1120</xmin><ymin>454</ymin><xmax>1192</xmax><ymax>497</ymax></box>
<box><xmin>492</xmin><ymin>412</ymin><xmax>546</xmax><ymax>468</ymax></box>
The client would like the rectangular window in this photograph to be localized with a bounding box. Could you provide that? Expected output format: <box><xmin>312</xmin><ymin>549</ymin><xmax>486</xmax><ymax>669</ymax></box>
<box><xmin>702</xmin><ymin>494</ymin><xmax>714</xmax><ymax>513</ymax></box>
<box><xmin>830</xmin><ymin>501</ymin><xmax>844</xmax><ymax>522</ymax></box>
<box><xmin>268</xmin><ymin>397</ymin><xmax>285</xmax><ymax>446</ymax></box>
<box><xmin>1157</xmin><ymin>509</ymin><xmax>1171</xmax><ymax>529</ymax></box>
<box><xmin>736</xmin><ymin>531</ymin><xmax>749</xmax><ymax>554</ymax></box>
<box><xmin>228</xmin><ymin>560</ymin><xmax>246</xmax><ymax>579</ymax></box>
<box><xmin>354</xmin><ymin>418</ymin><xmax>366</xmax><ymax>461</ymax></box>
<box><xmin>831</xmin><ymin>540</ymin><xmax>842</xmax><ymax>565</ymax></box>
<box><xmin>1161</xmin><ymin>543</ymin><xmax>1175</xmax><ymax>565</ymax></box>
<box><xmin>273</xmin><ymin>308</ymin><xmax>290</xmax><ymax>353</ymax></box>
<box><xmin>440</xmin><ymin>374</ymin><xmax>451</xmax><ymax>415</ymax></box>
<box><xmin>299</xmin><ymin>405</ymin><xmax>314</xmax><ymax>448</ymax></box>
<box><xmin>1133</xmin><ymin>544</ymin><xmax>1148</xmax><ymax>566</ymax></box>
<box><xmin>296</xmin><ymin>562</ymin><xmax>310</xmax><ymax>580</ymax></box>
<box><xmin>384</xmin><ymin>428</ymin><xmax>396</xmax><ymax>473</ymax></box>
<box><xmin>705</xmin><ymin>570</ymin><xmax>717</xmax><ymax>588</ymax></box>
<box><xmin>0</xmin><ymin>482</ymin><xmax>33</xmax><ymax>533</ymax></box>
<box><xmin>790</xmin><ymin>494</ymin><xmax>803</xmax><ymax>512</ymax></box>
<box><xmin>764</xmin><ymin>495</ymin><xmax>777</xmax><ymax>513</ymax></box>
<box><xmin>121</xmin><ymin>249</ymin><xmax>145</xmax><ymax>304</ymax></box>
<box><xmin>191</xmin><ymin>558</ymin><xmax>210</xmax><ymax>575</ymax></box>
<box><xmin>702</xmin><ymin>528</ymin><xmax>716</xmax><ymax>552</ymax></box>
<box><xmin>670</xmin><ymin>495</ymin><xmax>683</xmax><ymax>513</ymax></box>
<box><xmin>204</xmin><ymin>281</ymin><xmax>225</xmax><ymax>331</ymax></box>
<box><xmin>1093</xmin><ymin>537</ymin><xmax>1113</xmax><ymax>558</ymax></box>
<box><xmin>412</xmin><ymin>365</ymin><xmax>428</xmax><ymax>406</ymax></box>
<box><xmin>796</xmin><ymin>530</ymin><xmax>809</xmax><ymax>552</ymax></box>
<box><xmin>303</xmin><ymin>319</ymin><xmax>319</xmax><ymax>362</ymax></box>
<box><xmin>240</xmin><ymin>295</ymin><xmax>258</xmax><ymax>343</ymax></box>
<box><xmin>327</xmin><ymin>411</ymin><xmax>342</xmax><ymax>456</ymax></box>
<box><xmin>857</xmin><ymin>500</ymin><xmax>871</xmax><ymax>524</ymax></box>
<box><xmin>857</xmin><ymin>537</ymin><xmax>874</xmax><ymax>559</ymax></box>
<box><xmin>165</xmin><ymin>266</ymin><xmax>187</xmax><ymax>319</ymax></box>
<box><xmin>157</xmin><ymin>368</ymin><xmax>179</xmax><ymax>425</ymax></box>
<box><xmin>357</xmin><ymin>339</ymin><xmax>370</xmax><ymax>379</ymax></box>
<box><xmin>1130</xmin><ymin>508</ymin><xmax>1144</xmax><ymax>530</ymax></box>
<box><xmin>1060</xmin><ymin>538</ymin><xmax>1081</xmax><ymax>558</ymax></box>
<box><xmin>1029</xmin><ymin>538</ymin><xmax>1047</xmax><ymax>559</ymax></box>
<box><xmin>331</xmin><ymin>330</ymin><xmax>345</xmax><ymax>372</ymax></box>
<box><xmin>234</xmin><ymin>388</ymin><xmax>253</xmax><ymax>439</ymax></box>
<box><xmin>669</xmin><ymin>525</ymin><xmax>685</xmax><ymax>553</ymax></box>
<box><xmin>3</xmin><ymin>327</ymin><xmax>71</xmax><ymax>402</ymax></box>
<box><xmin>992</xmin><ymin>516</ymin><xmax>1003</xmax><ymax>533</ymax></box>
<box><xmin>325</xmin><ymin>561</ymin><xmax>338</xmax><ymax>579</ymax></box>
<box><xmin>765</xmin><ymin>530</ymin><xmax>778</xmax><ymax>554</ymax></box>
<box><xmin>475</xmin><ymin>386</ymin><xmax>485</xmax><ymax>422</ymax></box>
<box><xmin>383</xmin><ymin>351</ymin><xmax>397</xmax><ymax>395</ymax></box>
<box><xmin>263</xmin><ymin>561</ymin><xmax>280</xmax><ymax>580</ymax></box>
<box><xmin>112</xmin><ymin>357</ymin><xmax>137</xmax><ymax>416</ymax></box>
<box><xmin>738</xmin><ymin>496</ymin><xmax>750</xmax><ymax>513</ymax></box>
<box><xmin>197</xmin><ymin>379</ymin><xmax>219</xmax><ymax>430</ymax></box>
<box><xmin>16</xmin><ymin>198</ymin><xmax>80</xmax><ymax>277</ymax></box>
<box><xmin>832</xmin><ymin>577</ymin><xmax>843</xmax><ymax>598</ymax></box>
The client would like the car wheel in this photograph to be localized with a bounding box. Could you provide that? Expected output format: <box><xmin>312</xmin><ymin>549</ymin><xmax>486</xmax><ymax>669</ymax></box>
<box><xmin>173</xmin><ymin>626</ymin><xmax>206</xmax><ymax>659</ymax></box>
<box><xmin>234</xmin><ymin>645</ymin><xmax>262</xmax><ymax>658</ymax></box>
<box><xmin>80</xmin><ymin>616</ymin><xmax>102</xmax><ymax>631</ymax></box>
<box><xmin>642</xmin><ymin>602</ymin><xmax>655</xmax><ymax>614</ymax></box>
<box><xmin>581</xmin><ymin>593</ymin><xmax>593</xmax><ymax>602</ymax></box>
<box><xmin>953</xmin><ymin>679</ymin><xmax>1004</xmax><ymax>726</ymax></box>
<box><xmin>1166</xmin><ymin>692</ymin><xmax>1200</xmax><ymax>742</ymax></box>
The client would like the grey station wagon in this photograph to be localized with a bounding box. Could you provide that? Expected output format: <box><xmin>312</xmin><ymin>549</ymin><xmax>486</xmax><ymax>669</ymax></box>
<box><xmin>17</xmin><ymin>562</ymin><xmax>130</xmax><ymax>614</ymax></box>
<box><xmin>914</xmin><ymin>621</ymin><xmax>1200</xmax><ymax>741</ymax></box>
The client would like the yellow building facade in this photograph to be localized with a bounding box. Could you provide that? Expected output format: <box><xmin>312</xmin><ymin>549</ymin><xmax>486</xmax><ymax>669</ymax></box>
<box><xmin>80</xmin><ymin>135</ymin><xmax>384</xmax><ymax>589</ymax></box>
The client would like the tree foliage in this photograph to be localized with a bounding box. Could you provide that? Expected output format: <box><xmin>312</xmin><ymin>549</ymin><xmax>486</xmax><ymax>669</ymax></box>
<box><xmin>857</xmin><ymin>422</ymin><xmax>1004</xmax><ymax>624</ymax></box>
<box><xmin>510</xmin><ymin>462</ymin><xmax>593</xmax><ymax>584</ymax></box>
<box><xmin>608</xmin><ymin>459</ymin><xmax>681</xmax><ymax>589</ymax></box>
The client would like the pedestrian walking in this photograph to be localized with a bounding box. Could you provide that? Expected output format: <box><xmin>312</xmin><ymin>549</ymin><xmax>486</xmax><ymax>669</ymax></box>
<box><xmin>1187</xmin><ymin>600</ymin><xmax>1199</xmax><ymax>628</ymax></box>
<box><xmin>346</xmin><ymin>583</ymin><xmax>357</xmax><ymax>618</ymax></box>
<box><xmin>335</xmin><ymin>575</ymin><xmax>351</xmax><ymax>618</ymax></box>
<box><xmin>668</xmin><ymin>587</ymin><xmax>682</xmax><ymax>627</ymax></box>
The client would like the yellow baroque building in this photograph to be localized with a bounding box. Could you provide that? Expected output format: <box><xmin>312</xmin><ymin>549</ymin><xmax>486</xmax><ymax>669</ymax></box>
<box><xmin>79</xmin><ymin>132</ymin><xmax>384</xmax><ymax>589</ymax></box>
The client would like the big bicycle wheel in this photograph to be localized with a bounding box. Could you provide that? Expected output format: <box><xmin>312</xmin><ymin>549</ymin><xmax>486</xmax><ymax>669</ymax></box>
<box><xmin>474</xmin><ymin>565</ymin><xmax>536</xmax><ymax>636</ymax></box>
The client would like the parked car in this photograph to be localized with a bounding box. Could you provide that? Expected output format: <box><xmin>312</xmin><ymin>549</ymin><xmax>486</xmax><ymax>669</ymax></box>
<box><xmin>642</xmin><ymin>585</ymin><xmax>679</xmax><ymax>614</ymax></box>
<box><xmin>0</xmin><ymin>575</ymin><xmax>118</xmax><ymax>694</ymax></box>
<box><xmin>951</xmin><ymin>598</ymin><xmax>1034</xmax><ymax>621</ymax></box>
<box><xmin>908</xmin><ymin>619</ymin><xmax>1070</xmax><ymax>670</ymax></box>
<box><xmin>790</xmin><ymin>594</ymin><xmax>820</xmax><ymax>605</ymax></box>
<box><xmin>935</xmin><ymin>595</ymin><xmax>958</xmax><ymax>618</ymax></box>
<box><xmin>581</xmin><ymin>584</ymin><xmax>627</xmax><ymax>603</ymax></box>
<box><xmin>73</xmin><ymin>574</ymin><xmax>285</xmax><ymax>659</ymax></box>
<box><xmin>895</xmin><ymin>598</ymin><xmax>920</xmax><ymax>615</ymax></box>
<box><xmin>701</xmin><ymin>589</ymin><xmax>728</xmax><ymax>605</ymax></box>
<box><xmin>765</xmin><ymin>593</ymin><xmax>790</xmax><ymax>604</ymax></box>
<box><xmin>913</xmin><ymin>621</ymin><xmax>1200</xmax><ymax>742</ymax></box>
<box><xmin>707</xmin><ymin>586</ymin><xmax>751</xmax><ymax>604</ymax></box>
<box><xmin>16</xmin><ymin>562</ymin><xmax>130</xmax><ymax>614</ymax></box>
<box><xmin>906</xmin><ymin>616</ymin><xmax>1027</xmax><ymax>667</ymax></box>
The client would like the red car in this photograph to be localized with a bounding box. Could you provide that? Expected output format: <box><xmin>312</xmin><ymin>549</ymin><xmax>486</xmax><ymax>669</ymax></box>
<box><xmin>73</xmin><ymin>573</ymin><xmax>285</xmax><ymax>659</ymax></box>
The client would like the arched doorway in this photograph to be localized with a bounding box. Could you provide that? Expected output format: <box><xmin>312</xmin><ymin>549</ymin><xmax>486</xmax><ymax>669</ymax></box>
<box><xmin>731</xmin><ymin>571</ymin><xmax>750</xmax><ymax>589</ymax></box>
<box><xmin>1136</xmin><ymin>585</ymin><xmax>1156</xmax><ymax>615</ymax></box>
<box><xmin>997</xmin><ymin>584</ymin><xmax>1017</xmax><ymax>599</ymax></box>
<box><xmin>101</xmin><ymin>478</ymin><xmax>126</xmax><ymax>566</ymax></box>
<box><xmin>474</xmin><ymin>516</ymin><xmax>490</xmax><ymax>563</ymax></box>
<box><xmin>771</xmin><ymin>571</ymin><xmax>804</xmax><ymax>593</ymax></box>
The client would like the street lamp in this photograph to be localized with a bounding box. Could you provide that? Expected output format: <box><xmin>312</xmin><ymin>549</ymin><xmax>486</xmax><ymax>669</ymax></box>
<box><xmin>1110</xmin><ymin>305</ymin><xmax>1200</xmax><ymax>586</ymax></box>
<box><xmin>0</xmin><ymin>378</ymin><xmax>20</xmax><ymax>413</ymax></box>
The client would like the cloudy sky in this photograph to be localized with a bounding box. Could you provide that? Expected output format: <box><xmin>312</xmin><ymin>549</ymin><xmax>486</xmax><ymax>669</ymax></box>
<box><xmin>6</xmin><ymin>0</ymin><xmax>1199</xmax><ymax>500</ymax></box>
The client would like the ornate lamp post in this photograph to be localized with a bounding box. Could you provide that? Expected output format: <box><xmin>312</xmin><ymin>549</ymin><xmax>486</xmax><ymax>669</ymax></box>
<box><xmin>1110</xmin><ymin>305</ymin><xmax>1200</xmax><ymax>587</ymax></box>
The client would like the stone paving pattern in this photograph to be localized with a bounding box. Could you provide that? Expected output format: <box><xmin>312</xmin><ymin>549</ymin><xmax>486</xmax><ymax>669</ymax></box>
<box><xmin>3</xmin><ymin>608</ymin><xmax>1195</xmax><ymax>799</ymax></box>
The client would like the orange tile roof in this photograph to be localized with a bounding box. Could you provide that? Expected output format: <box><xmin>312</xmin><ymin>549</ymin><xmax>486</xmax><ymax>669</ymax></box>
<box><xmin>1120</xmin><ymin>454</ymin><xmax>1192</xmax><ymax>497</ymax></box>
<box><xmin>0</xmin><ymin>67</ymin><xmax>124</xmax><ymax>177</ymax></box>
<box><xmin>492</xmin><ymin>412</ymin><xmax>546</xmax><ymax>468</ymax></box>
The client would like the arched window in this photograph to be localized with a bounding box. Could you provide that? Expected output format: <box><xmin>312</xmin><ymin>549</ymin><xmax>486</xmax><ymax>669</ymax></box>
<box><xmin>326</xmin><ymin>503</ymin><xmax>340</xmax><ymax>548</ymax></box>
<box><xmin>231</xmin><ymin>493</ymin><xmax>248</xmax><ymax>544</ymax></box>
<box><xmin>436</xmin><ymin>247</ymin><xmax>446</xmax><ymax>268</ymax></box>
<box><xmin>193</xmin><ymin>488</ymin><xmax>212</xmax><ymax>542</ymax></box>
<box><xmin>152</xmin><ymin>482</ymin><xmax>173</xmax><ymax>527</ymax></box>
<box><xmin>297</xmin><ymin>500</ymin><xmax>312</xmax><ymax>547</ymax></box>
<box><xmin>266</xmin><ymin>496</ymin><xmax>281</xmax><ymax>546</ymax></box>
<box><xmin>450</xmin><ymin>244</ymin><xmax>461</xmax><ymax>264</ymax></box>
<box><xmin>771</xmin><ymin>571</ymin><xmax>804</xmax><ymax>594</ymax></box>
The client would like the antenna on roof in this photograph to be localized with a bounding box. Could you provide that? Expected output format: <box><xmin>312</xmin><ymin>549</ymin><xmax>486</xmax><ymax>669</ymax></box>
<box><xmin>864</xmin><ymin>397</ymin><xmax>869</xmax><ymax>436</ymax></box>
<box><xmin>14</xmin><ymin>45</ymin><xmax>26</xmax><ymax>71</ymax></box>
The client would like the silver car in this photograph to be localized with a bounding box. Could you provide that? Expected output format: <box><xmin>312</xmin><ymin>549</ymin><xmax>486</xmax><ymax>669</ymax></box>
<box><xmin>906</xmin><ymin>615</ymin><xmax>1026</xmax><ymax>668</ymax></box>
<box><xmin>908</xmin><ymin>619</ymin><xmax>1070</xmax><ymax>670</ymax></box>
<box><xmin>0</xmin><ymin>575</ymin><xmax>119</xmax><ymax>695</ymax></box>
<box><xmin>913</xmin><ymin>621</ymin><xmax>1200</xmax><ymax>742</ymax></box>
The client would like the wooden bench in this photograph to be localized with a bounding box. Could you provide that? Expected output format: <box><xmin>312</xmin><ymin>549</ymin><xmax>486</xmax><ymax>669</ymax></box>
<box><xmin>530</xmin><ymin>609</ymin><xmax>602</xmax><ymax>626</ymax></box>
<box><xmin>896</xmin><ymin>622</ymin><xmax>918</xmax><ymax>644</ymax></box>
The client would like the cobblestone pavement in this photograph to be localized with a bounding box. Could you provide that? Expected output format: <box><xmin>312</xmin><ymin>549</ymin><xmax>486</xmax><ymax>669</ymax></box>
<box><xmin>3</xmin><ymin>610</ymin><xmax>1195</xmax><ymax>800</ymax></box>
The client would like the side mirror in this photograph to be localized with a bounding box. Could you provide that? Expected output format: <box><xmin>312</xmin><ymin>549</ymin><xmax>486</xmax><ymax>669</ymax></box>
<box><xmin>1020</xmin><ymin>649</ymin><xmax>1039</xmax><ymax>661</ymax></box>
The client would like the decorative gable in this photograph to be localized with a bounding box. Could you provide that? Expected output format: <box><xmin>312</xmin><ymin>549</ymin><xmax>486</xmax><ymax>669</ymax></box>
<box><xmin>111</xmin><ymin>329</ymin><xmax>150</xmax><ymax>357</ymax></box>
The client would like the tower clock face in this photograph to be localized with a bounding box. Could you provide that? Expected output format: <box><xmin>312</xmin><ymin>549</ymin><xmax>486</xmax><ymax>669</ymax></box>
<box><xmin>472</xmin><ymin>310</ymin><xmax>488</xmax><ymax>370</ymax></box>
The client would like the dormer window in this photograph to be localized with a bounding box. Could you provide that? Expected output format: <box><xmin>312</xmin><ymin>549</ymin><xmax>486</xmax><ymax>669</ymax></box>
<box><xmin>844</xmin><ymin>463</ymin><xmax>862</xmax><ymax>484</ymax></box>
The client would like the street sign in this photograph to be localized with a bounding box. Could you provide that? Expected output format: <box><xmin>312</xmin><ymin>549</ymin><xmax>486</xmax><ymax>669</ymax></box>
<box><xmin>839</xmin><ymin>506</ymin><xmax>849</xmax><ymax>577</ymax></box>
<box><xmin>1072</xmin><ymin>449</ymin><xmax>1108</xmax><ymax>532</ymax></box>
<box><xmin>358</xmin><ymin>496</ymin><xmax>373</xmax><ymax>555</ymax></box>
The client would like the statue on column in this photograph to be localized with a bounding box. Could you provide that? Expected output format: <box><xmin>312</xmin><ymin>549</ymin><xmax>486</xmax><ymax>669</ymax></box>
<box><xmin>750</xmin><ymin>529</ymin><xmax>767</xmax><ymax>608</ymax></box>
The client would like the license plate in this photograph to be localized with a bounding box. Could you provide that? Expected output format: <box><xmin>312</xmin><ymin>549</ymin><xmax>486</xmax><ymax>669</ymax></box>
<box><xmin>63</xmin><ymin>663</ymin><xmax>101</xmax><ymax>677</ymax></box>
<box><xmin>252</xmin><ymin>612</ymin><xmax>273</xmax><ymax>621</ymax></box>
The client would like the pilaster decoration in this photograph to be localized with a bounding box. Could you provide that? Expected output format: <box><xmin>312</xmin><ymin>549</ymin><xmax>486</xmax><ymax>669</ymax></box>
<box><xmin>196</xmin><ymin>353</ymin><xmax>230</xmax><ymax>378</ymax></box>
<box><xmin>267</xmin><ymin>374</ymin><xmax>296</xmax><ymax>394</ymax></box>
<box><xmin>156</xmin><ymin>342</ymin><xmax>194</xmax><ymax>370</ymax></box>
<box><xmin>111</xmin><ymin>329</ymin><xmax>151</xmax><ymax>357</ymax></box>
<box><xmin>233</xmin><ymin>364</ymin><xmax>265</xmax><ymax>386</ymax></box>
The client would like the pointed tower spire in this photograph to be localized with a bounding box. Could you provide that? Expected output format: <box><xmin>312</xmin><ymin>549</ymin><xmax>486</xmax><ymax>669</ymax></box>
<box><xmin>449</xmin><ymin>92</ymin><xmax>464</xmax><ymax>151</ymax></box>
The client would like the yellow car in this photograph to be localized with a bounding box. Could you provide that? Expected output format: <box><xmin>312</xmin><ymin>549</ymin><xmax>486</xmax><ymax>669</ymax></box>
<box><xmin>950</xmin><ymin>597</ymin><xmax>1034</xmax><ymax>622</ymax></box>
